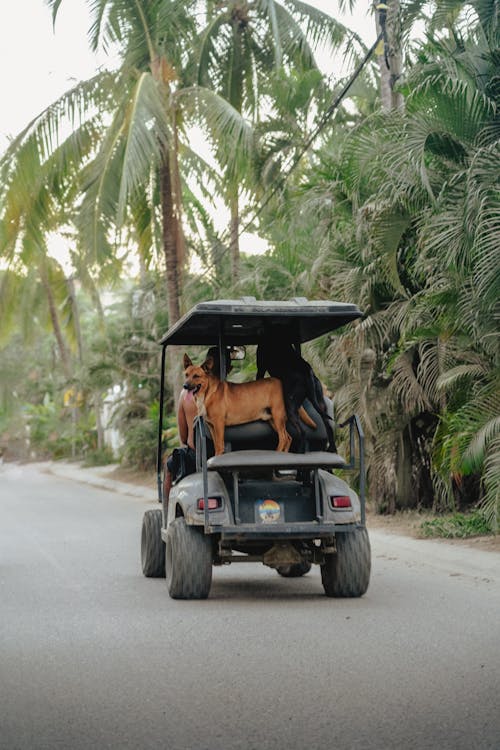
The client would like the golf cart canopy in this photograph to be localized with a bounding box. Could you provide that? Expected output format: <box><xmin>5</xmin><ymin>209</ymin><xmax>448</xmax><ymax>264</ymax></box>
<box><xmin>160</xmin><ymin>297</ymin><xmax>362</xmax><ymax>347</ymax></box>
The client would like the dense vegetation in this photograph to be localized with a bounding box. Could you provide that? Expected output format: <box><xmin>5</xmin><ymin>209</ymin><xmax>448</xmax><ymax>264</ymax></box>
<box><xmin>0</xmin><ymin>0</ymin><xmax>498</xmax><ymax>528</ymax></box>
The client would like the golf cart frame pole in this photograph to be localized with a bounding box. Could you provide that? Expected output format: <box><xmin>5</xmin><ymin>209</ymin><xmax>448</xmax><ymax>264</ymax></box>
<box><xmin>217</xmin><ymin>328</ymin><xmax>226</xmax><ymax>382</ymax></box>
<box><xmin>196</xmin><ymin>416</ymin><xmax>210</xmax><ymax>531</ymax></box>
<box><xmin>156</xmin><ymin>344</ymin><xmax>167</xmax><ymax>504</ymax></box>
<box><xmin>354</xmin><ymin>414</ymin><xmax>366</xmax><ymax>526</ymax></box>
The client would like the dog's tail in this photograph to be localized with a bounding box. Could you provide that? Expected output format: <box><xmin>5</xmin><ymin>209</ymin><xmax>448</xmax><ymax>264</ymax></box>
<box><xmin>299</xmin><ymin>406</ymin><xmax>316</xmax><ymax>429</ymax></box>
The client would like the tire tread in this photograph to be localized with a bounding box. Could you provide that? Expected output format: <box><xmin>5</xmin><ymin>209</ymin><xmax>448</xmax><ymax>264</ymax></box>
<box><xmin>141</xmin><ymin>509</ymin><xmax>165</xmax><ymax>578</ymax></box>
<box><xmin>166</xmin><ymin>518</ymin><xmax>213</xmax><ymax>599</ymax></box>
<box><xmin>321</xmin><ymin>527</ymin><xmax>371</xmax><ymax>597</ymax></box>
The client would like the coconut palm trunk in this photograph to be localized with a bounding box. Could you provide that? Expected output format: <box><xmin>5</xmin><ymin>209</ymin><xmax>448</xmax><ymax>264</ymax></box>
<box><xmin>229</xmin><ymin>192</ymin><xmax>240</xmax><ymax>281</ymax></box>
<box><xmin>40</xmin><ymin>264</ymin><xmax>71</xmax><ymax>379</ymax></box>
<box><xmin>159</xmin><ymin>149</ymin><xmax>185</xmax><ymax>396</ymax></box>
<box><xmin>375</xmin><ymin>0</ymin><xmax>404</xmax><ymax>111</ymax></box>
<box><xmin>159</xmin><ymin>151</ymin><xmax>181</xmax><ymax>327</ymax></box>
<box><xmin>67</xmin><ymin>276</ymin><xmax>84</xmax><ymax>364</ymax></box>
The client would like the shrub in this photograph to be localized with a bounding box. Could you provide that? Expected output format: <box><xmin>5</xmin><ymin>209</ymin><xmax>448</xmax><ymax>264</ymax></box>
<box><xmin>83</xmin><ymin>446</ymin><xmax>116</xmax><ymax>467</ymax></box>
<box><xmin>420</xmin><ymin>511</ymin><xmax>493</xmax><ymax>539</ymax></box>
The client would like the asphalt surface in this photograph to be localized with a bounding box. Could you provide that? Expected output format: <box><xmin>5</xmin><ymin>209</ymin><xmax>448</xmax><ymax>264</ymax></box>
<box><xmin>1</xmin><ymin>461</ymin><xmax>499</xmax><ymax>750</ymax></box>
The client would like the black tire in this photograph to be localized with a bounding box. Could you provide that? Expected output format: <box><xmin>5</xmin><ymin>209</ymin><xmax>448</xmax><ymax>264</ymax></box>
<box><xmin>276</xmin><ymin>561</ymin><xmax>312</xmax><ymax>577</ymax></box>
<box><xmin>321</xmin><ymin>527</ymin><xmax>371</xmax><ymax>597</ymax></box>
<box><xmin>141</xmin><ymin>509</ymin><xmax>165</xmax><ymax>578</ymax></box>
<box><xmin>166</xmin><ymin>517</ymin><xmax>213</xmax><ymax>599</ymax></box>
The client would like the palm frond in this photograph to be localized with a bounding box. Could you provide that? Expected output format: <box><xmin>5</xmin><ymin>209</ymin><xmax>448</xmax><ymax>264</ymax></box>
<box><xmin>464</xmin><ymin>408</ymin><xmax>500</xmax><ymax>472</ymax></box>
<box><xmin>184</xmin><ymin>86</ymin><xmax>255</xmax><ymax>179</ymax></box>
<box><xmin>437</xmin><ymin>363</ymin><xmax>489</xmax><ymax>390</ymax></box>
<box><xmin>117</xmin><ymin>72</ymin><xmax>170</xmax><ymax>221</ymax></box>
<box><xmin>0</xmin><ymin>71</ymin><xmax>115</xmax><ymax>166</ymax></box>
<box><xmin>391</xmin><ymin>351</ymin><xmax>433</xmax><ymax>414</ymax></box>
<box><xmin>480</xmin><ymin>433</ymin><xmax>500</xmax><ymax>530</ymax></box>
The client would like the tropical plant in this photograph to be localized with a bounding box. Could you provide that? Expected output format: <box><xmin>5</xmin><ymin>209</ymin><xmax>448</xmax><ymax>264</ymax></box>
<box><xmin>0</xmin><ymin>99</ymin><xmax>101</xmax><ymax>377</ymax></box>
<box><xmin>270</xmin><ymin>0</ymin><xmax>499</xmax><ymax>521</ymax></box>
<box><xmin>0</xmin><ymin>0</ymin><xmax>258</xmax><ymax>402</ymax></box>
<box><xmin>197</xmin><ymin>0</ymin><xmax>363</xmax><ymax>277</ymax></box>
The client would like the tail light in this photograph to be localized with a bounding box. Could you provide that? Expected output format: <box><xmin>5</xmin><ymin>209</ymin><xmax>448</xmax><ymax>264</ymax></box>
<box><xmin>330</xmin><ymin>495</ymin><xmax>352</xmax><ymax>509</ymax></box>
<box><xmin>197</xmin><ymin>497</ymin><xmax>222</xmax><ymax>511</ymax></box>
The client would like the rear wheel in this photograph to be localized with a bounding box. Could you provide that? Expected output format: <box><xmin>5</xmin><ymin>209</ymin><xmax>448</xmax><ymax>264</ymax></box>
<box><xmin>276</xmin><ymin>561</ymin><xmax>312</xmax><ymax>577</ymax></box>
<box><xmin>166</xmin><ymin>517</ymin><xmax>213</xmax><ymax>599</ymax></box>
<box><xmin>141</xmin><ymin>509</ymin><xmax>165</xmax><ymax>578</ymax></box>
<box><xmin>321</xmin><ymin>527</ymin><xmax>371</xmax><ymax>597</ymax></box>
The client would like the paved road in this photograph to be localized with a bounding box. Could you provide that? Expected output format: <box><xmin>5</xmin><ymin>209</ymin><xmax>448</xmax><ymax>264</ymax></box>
<box><xmin>1</xmin><ymin>463</ymin><xmax>499</xmax><ymax>750</ymax></box>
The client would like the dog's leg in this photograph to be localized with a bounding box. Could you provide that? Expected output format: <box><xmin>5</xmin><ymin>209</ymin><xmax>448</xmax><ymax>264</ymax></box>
<box><xmin>210</xmin><ymin>416</ymin><xmax>226</xmax><ymax>455</ymax></box>
<box><xmin>285</xmin><ymin>392</ymin><xmax>308</xmax><ymax>453</ymax></box>
<box><xmin>288</xmin><ymin>411</ymin><xmax>306</xmax><ymax>452</ymax></box>
<box><xmin>324</xmin><ymin>419</ymin><xmax>337</xmax><ymax>453</ymax></box>
<box><xmin>269</xmin><ymin>409</ymin><xmax>292</xmax><ymax>452</ymax></box>
<box><xmin>298</xmin><ymin>406</ymin><xmax>316</xmax><ymax>428</ymax></box>
<box><xmin>277</xmin><ymin>425</ymin><xmax>292</xmax><ymax>453</ymax></box>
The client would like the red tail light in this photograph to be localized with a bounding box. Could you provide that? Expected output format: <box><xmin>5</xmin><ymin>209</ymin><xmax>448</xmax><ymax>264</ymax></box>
<box><xmin>197</xmin><ymin>497</ymin><xmax>222</xmax><ymax>510</ymax></box>
<box><xmin>331</xmin><ymin>495</ymin><xmax>352</xmax><ymax>508</ymax></box>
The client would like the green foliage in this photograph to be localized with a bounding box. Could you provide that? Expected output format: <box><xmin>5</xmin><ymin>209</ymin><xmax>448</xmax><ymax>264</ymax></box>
<box><xmin>119</xmin><ymin>404</ymin><xmax>158</xmax><ymax>472</ymax></box>
<box><xmin>24</xmin><ymin>400</ymin><xmax>97</xmax><ymax>460</ymax></box>
<box><xmin>268</xmin><ymin>6</ymin><xmax>500</xmax><ymax>523</ymax></box>
<box><xmin>83</xmin><ymin>446</ymin><xmax>116</xmax><ymax>467</ymax></box>
<box><xmin>420</xmin><ymin>511</ymin><xmax>494</xmax><ymax>539</ymax></box>
<box><xmin>162</xmin><ymin>412</ymin><xmax>180</xmax><ymax>451</ymax></box>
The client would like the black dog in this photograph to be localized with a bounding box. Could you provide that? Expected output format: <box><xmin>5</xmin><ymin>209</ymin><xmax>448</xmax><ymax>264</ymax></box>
<box><xmin>256</xmin><ymin>339</ymin><xmax>336</xmax><ymax>453</ymax></box>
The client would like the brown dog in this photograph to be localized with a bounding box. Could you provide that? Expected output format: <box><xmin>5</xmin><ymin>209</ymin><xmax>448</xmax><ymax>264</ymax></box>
<box><xmin>183</xmin><ymin>354</ymin><xmax>292</xmax><ymax>455</ymax></box>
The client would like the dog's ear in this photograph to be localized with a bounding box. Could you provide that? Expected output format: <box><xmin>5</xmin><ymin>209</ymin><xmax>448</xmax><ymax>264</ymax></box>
<box><xmin>183</xmin><ymin>353</ymin><xmax>193</xmax><ymax>369</ymax></box>
<box><xmin>202</xmin><ymin>356</ymin><xmax>215</xmax><ymax>373</ymax></box>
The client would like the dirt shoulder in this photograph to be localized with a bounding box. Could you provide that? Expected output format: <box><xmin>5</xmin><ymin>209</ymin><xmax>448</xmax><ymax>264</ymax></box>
<box><xmin>106</xmin><ymin>465</ymin><xmax>157</xmax><ymax>491</ymax></box>
<box><xmin>366</xmin><ymin>508</ymin><xmax>499</xmax><ymax>553</ymax></box>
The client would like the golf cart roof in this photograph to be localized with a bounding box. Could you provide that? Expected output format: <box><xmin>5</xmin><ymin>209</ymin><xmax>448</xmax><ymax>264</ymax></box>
<box><xmin>160</xmin><ymin>297</ymin><xmax>362</xmax><ymax>346</ymax></box>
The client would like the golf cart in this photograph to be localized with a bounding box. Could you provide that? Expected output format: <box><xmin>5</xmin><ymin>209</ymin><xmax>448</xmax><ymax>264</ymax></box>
<box><xmin>141</xmin><ymin>297</ymin><xmax>371</xmax><ymax>599</ymax></box>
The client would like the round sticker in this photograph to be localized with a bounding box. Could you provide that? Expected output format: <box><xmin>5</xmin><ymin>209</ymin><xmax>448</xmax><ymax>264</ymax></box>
<box><xmin>258</xmin><ymin>499</ymin><xmax>281</xmax><ymax>523</ymax></box>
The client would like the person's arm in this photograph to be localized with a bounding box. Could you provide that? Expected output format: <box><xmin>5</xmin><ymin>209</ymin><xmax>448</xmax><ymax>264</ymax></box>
<box><xmin>177</xmin><ymin>392</ymin><xmax>189</xmax><ymax>446</ymax></box>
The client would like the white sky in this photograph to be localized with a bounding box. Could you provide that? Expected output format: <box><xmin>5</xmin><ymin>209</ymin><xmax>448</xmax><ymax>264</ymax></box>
<box><xmin>0</xmin><ymin>0</ymin><xmax>375</xmax><ymax>267</ymax></box>
<box><xmin>0</xmin><ymin>0</ymin><xmax>375</xmax><ymax>151</ymax></box>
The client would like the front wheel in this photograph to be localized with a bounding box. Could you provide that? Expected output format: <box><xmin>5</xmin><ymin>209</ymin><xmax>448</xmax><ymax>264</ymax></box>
<box><xmin>321</xmin><ymin>527</ymin><xmax>371</xmax><ymax>597</ymax></box>
<box><xmin>166</xmin><ymin>518</ymin><xmax>213</xmax><ymax>599</ymax></box>
<box><xmin>141</xmin><ymin>509</ymin><xmax>165</xmax><ymax>578</ymax></box>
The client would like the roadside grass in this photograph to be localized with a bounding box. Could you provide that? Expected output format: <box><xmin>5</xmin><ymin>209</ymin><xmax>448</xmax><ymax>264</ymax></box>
<box><xmin>419</xmin><ymin>510</ymin><xmax>494</xmax><ymax>539</ymax></box>
<box><xmin>368</xmin><ymin>506</ymin><xmax>496</xmax><ymax>540</ymax></box>
<box><xmin>83</xmin><ymin>446</ymin><xmax>116</xmax><ymax>467</ymax></box>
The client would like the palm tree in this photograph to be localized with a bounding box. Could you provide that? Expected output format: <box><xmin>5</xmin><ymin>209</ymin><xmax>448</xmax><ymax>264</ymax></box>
<box><xmin>0</xmin><ymin>113</ymin><xmax>99</xmax><ymax>377</ymax></box>
<box><xmin>197</xmin><ymin>0</ymin><xmax>361</xmax><ymax>278</ymax></box>
<box><xmin>45</xmin><ymin>0</ymin><xmax>254</xmax><ymax>330</ymax></box>
<box><xmin>0</xmin><ymin>1</ymin><xmax>254</xmax><ymax>397</ymax></box>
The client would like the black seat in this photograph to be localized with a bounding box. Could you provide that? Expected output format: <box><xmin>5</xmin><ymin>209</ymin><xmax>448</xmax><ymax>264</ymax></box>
<box><xmin>194</xmin><ymin>398</ymin><xmax>330</xmax><ymax>457</ymax></box>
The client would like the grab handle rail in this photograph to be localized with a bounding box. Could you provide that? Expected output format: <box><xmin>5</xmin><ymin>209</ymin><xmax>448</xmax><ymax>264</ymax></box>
<box><xmin>196</xmin><ymin>417</ymin><xmax>210</xmax><ymax>531</ymax></box>
<box><xmin>339</xmin><ymin>414</ymin><xmax>366</xmax><ymax>525</ymax></box>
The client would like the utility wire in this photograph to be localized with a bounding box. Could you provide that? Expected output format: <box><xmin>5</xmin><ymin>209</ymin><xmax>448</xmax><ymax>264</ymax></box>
<box><xmin>237</xmin><ymin>28</ymin><xmax>385</xmax><ymax>239</ymax></box>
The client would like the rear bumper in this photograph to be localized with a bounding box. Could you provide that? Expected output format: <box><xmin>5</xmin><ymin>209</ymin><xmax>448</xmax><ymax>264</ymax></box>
<box><xmin>161</xmin><ymin>521</ymin><xmax>362</xmax><ymax>544</ymax></box>
<box><xmin>202</xmin><ymin>521</ymin><xmax>362</xmax><ymax>541</ymax></box>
